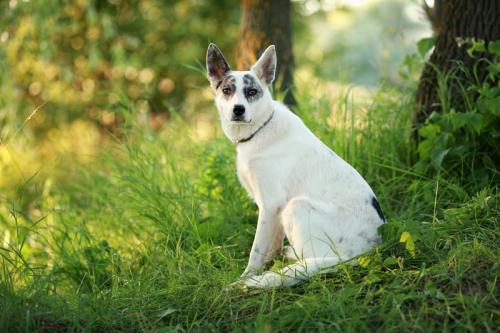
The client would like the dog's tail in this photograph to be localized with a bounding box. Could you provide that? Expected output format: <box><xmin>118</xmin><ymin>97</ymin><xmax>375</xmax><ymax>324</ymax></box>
<box><xmin>242</xmin><ymin>257</ymin><xmax>341</xmax><ymax>288</ymax></box>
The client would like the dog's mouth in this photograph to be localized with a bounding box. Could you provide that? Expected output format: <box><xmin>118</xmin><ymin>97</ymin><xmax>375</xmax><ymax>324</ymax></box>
<box><xmin>230</xmin><ymin>116</ymin><xmax>251</xmax><ymax>123</ymax></box>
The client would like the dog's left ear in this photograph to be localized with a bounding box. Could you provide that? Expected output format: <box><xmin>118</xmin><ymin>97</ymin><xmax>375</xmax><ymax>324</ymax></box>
<box><xmin>207</xmin><ymin>43</ymin><xmax>231</xmax><ymax>90</ymax></box>
<box><xmin>251</xmin><ymin>45</ymin><xmax>276</xmax><ymax>85</ymax></box>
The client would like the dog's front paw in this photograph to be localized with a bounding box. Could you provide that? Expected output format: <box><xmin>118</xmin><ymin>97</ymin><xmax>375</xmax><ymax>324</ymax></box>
<box><xmin>225</xmin><ymin>279</ymin><xmax>248</xmax><ymax>291</ymax></box>
<box><xmin>225</xmin><ymin>279</ymin><xmax>268</xmax><ymax>294</ymax></box>
<box><xmin>224</xmin><ymin>269</ymin><xmax>260</xmax><ymax>292</ymax></box>
<box><xmin>225</xmin><ymin>278</ymin><xmax>260</xmax><ymax>293</ymax></box>
<box><xmin>241</xmin><ymin>267</ymin><xmax>260</xmax><ymax>279</ymax></box>
<box><xmin>227</xmin><ymin>271</ymin><xmax>255</xmax><ymax>289</ymax></box>
<box><xmin>238</xmin><ymin>274</ymin><xmax>274</xmax><ymax>289</ymax></box>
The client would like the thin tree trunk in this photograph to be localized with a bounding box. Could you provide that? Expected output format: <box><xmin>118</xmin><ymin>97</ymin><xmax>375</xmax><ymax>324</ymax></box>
<box><xmin>413</xmin><ymin>0</ymin><xmax>500</xmax><ymax>140</ymax></box>
<box><xmin>237</xmin><ymin>0</ymin><xmax>296</xmax><ymax>106</ymax></box>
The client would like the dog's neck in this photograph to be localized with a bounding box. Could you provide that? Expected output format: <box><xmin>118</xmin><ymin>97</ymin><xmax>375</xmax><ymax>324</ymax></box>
<box><xmin>220</xmin><ymin>102</ymin><xmax>276</xmax><ymax>145</ymax></box>
<box><xmin>235</xmin><ymin>111</ymin><xmax>274</xmax><ymax>144</ymax></box>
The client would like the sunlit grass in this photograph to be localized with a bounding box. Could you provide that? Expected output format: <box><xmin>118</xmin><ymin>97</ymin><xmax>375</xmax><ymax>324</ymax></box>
<box><xmin>0</xmin><ymin>84</ymin><xmax>499</xmax><ymax>332</ymax></box>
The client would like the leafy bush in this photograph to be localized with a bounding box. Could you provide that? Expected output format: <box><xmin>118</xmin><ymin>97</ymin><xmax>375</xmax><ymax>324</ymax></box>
<box><xmin>416</xmin><ymin>40</ymin><xmax>500</xmax><ymax>187</ymax></box>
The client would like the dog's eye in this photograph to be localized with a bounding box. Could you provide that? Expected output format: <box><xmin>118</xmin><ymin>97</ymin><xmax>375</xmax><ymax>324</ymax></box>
<box><xmin>222</xmin><ymin>87</ymin><xmax>231</xmax><ymax>95</ymax></box>
<box><xmin>248</xmin><ymin>89</ymin><xmax>257</xmax><ymax>96</ymax></box>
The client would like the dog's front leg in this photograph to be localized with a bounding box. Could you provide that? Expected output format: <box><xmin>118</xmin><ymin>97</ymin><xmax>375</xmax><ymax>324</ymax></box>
<box><xmin>241</xmin><ymin>207</ymin><xmax>281</xmax><ymax>278</ymax></box>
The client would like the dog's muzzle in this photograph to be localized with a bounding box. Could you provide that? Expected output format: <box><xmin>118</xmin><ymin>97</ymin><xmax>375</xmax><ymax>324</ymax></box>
<box><xmin>232</xmin><ymin>104</ymin><xmax>246</xmax><ymax>121</ymax></box>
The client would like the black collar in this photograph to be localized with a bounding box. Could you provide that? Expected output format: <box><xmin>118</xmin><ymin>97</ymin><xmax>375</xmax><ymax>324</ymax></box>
<box><xmin>236</xmin><ymin>112</ymin><xmax>275</xmax><ymax>144</ymax></box>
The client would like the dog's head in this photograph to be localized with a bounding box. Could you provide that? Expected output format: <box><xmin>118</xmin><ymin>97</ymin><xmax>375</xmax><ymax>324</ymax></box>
<box><xmin>206</xmin><ymin>43</ymin><xmax>276</xmax><ymax>124</ymax></box>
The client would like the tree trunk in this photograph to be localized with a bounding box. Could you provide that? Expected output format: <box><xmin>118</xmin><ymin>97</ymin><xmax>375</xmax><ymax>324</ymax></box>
<box><xmin>237</xmin><ymin>0</ymin><xmax>296</xmax><ymax>106</ymax></box>
<box><xmin>413</xmin><ymin>0</ymin><xmax>500</xmax><ymax>139</ymax></box>
<box><xmin>422</xmin><ymin>0</ymin><xmax>444</xmax><ymax>35</ymax></box>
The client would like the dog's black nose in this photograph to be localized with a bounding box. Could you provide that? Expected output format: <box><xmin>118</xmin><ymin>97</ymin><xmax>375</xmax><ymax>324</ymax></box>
<box><xmin>233</xmin><ymin>104</ymin><xmax>245</xmax><ymax>117</ymax></box>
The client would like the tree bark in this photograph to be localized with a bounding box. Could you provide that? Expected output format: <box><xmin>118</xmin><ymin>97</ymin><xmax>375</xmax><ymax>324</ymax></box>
<box><xmin>413</xmin><ymin>0</ymin><xmax>500</xmax><ymax>139</ymax></box>
<box><xmin>422</xmin><ymin>0</ymin><xmax>444</xmax><ymax>35</ymax></box>
<box><xmin>237</xmin><ymin>0</ymin><xmax>296</xmax><ymax>106</ymax></box>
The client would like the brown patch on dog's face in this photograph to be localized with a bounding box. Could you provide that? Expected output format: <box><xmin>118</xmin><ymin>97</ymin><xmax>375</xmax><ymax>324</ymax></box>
<box><xmin>220</xmin><ymin>75</ymin><xmax>236</xmax><ymax>99</ymax></box>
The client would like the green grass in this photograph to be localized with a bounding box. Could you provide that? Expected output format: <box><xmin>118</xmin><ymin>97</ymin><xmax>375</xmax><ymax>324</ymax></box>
<box><xmin>0</xmin><ymin>85</ymin><xmax>499</xmax><ymax>332</ymax></box>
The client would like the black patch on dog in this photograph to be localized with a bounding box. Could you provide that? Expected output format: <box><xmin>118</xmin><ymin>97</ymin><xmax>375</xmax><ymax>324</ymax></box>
<box><xmin>371</xmin><ymin>197</ymin><xmax>385</xmax><ymax>222</ymax></box>
<box><xmin>220</xmin><ymin>75</ymin><xmax>236</xmax><ymax>99</ymax></box>
<box><xmin>243</xmin><ymin>74</ymin><xmax>263</xmax><ymax>103</ymax></box>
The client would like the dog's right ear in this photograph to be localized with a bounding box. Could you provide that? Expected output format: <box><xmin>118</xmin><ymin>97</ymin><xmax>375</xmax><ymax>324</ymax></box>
<box><xmin>206</xmin><ymin>43</ymin><xmax>231</xmax><ymax>90</ymax></box>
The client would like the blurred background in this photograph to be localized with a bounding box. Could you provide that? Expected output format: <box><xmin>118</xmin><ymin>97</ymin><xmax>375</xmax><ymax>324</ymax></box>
<box><xmin>0</xmin><ymin>0</ymin><xmax>430</xmax><ymax>133</ymax></box>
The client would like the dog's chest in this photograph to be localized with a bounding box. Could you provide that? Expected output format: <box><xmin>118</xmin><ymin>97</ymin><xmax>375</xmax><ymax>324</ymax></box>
<box><xmin>236</xmin><ymin>154</ymin><xmax>259</xmax><ymax>199</ymax></box>
<box><xmin>236</xmin><ymin>147</ymin><xmax>296</xmax><ymax>203</ymax></box>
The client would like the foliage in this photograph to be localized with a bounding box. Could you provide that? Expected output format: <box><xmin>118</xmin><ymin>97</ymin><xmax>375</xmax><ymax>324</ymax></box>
<box><xmin>416</xmin><ymin>39</ymin><xmax>500</xmax><ymax>187</ymax></box>
<box><xmin>0</xmin><ymin>0</ymin><xmax>239</xmax><ymax>135</ymax></box>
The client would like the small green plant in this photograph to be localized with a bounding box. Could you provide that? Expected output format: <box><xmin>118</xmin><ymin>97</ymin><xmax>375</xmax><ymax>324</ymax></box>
<box><xmin>416</xmin><ymin>39</ymin><xmax>500</xmax><ymax>187</ymax></box>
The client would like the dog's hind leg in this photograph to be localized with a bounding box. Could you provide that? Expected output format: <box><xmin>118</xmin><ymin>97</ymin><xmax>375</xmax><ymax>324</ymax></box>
<box><xmin>240</xmin><ymin>257</ymin><xmax>340</xmax><ymax>288</ymax></box>
<box><xmin>280</xmin><ymin>196</ymin><xmax>347</xmax><ymax>260</ymax></box>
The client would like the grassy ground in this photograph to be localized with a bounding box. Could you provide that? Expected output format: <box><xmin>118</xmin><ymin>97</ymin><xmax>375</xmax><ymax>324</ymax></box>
<box><xmin>0</xmin><ymin>84</ymin><xmax>499</xmax><ymax>332</ymax></box>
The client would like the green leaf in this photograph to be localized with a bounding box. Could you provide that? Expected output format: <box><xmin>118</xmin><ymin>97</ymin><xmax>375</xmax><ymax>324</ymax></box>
<box><xmin>431</xmin><ymin>148</ymin><xmax>449</xmax><ymax>170</ymax></box>
<box><xmin>383</xmin><ymin>256</ymin><xmax>398</xmax><ymax>267</ymax></box>
<box><xmin>157</xmin><ymin>308</ymin><xmax>177</xmax><ymax>319</ymax></box>
<box><xmin>358</xmin><ymin>256</ymin><xmax>371</xmax><ymax>268</ymax></box>
<box><xmin>467</xmin><ymin>39</ymin><xmax>486</xmax><ymax>57</ymax></box>
<box><xmin>417</xmin><ymin>37</ymin><xmax>436</xmax><ymax>57</ymax></box>
<box><xmin>483</xmin><ymin>96</ymin><xmax>500</xmax><ymax>116</ymax></box>
<box><xmin>446</xmin><ymin>112</ymin><xmax>467</xmax><ymax>130</ymax></box>
<box><xmin>418</xmin><ymin>140</ymin><xmax>432</xmax><ymax>160</ymax></box>
<box><xmin>418</xmin><ymin>139</ymin><xmax>436</xmax><ymax>161</ymax></box>
<box><xmin>488</xmin><ymin>40</ymin><xmax>500</xmax><ymax>56</ymax></box>
<box><xmin>419</xmin><ymin>123</ymin><xmax>440</xmax><ymax>139</ymax></box>
<box><xmin>468</xmin><ymin>113</ymin><xmax>486</xmax><ymax>134</ymax></box>
<box><xmin>428</xmin><ymin>111</ymin><xmax>442</xmax><ymax>121</ymax></box>
<box><xmin>399</xmin><ymin>231</ymin><xmax>416</xmax><ymax>258</ymax></box>
<box><xmin>449</xmin><ymin>112</ymin><xmax>487</xmax><ymax>134</ymax></box>
<box><xmin>487</xmin><ymin>62</ymin><xmax>500</xmax><ymax>78</ymax></box>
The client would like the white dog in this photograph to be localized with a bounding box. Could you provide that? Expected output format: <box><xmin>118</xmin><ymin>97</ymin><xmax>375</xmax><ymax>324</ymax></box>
<box><xmin>206</xmin><ymin>43</ymin><xmax>385</xmax><ymax>288</ymax></box>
